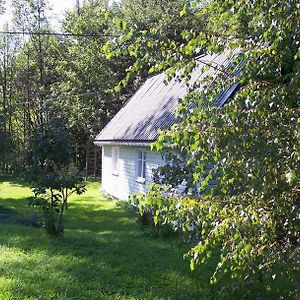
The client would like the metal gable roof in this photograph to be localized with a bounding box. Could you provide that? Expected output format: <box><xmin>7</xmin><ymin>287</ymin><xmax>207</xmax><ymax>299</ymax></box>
<box><xmin>95</xmin><ymin>50</ymin><xmax>239</xmax><ymax>144</ymax></box>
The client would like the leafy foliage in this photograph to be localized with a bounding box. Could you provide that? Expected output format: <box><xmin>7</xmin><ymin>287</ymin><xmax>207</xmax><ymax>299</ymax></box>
<box><xmin>0</xmin><ymin>0</ymin><xmax>140</xmax><ymax>172</ymax></box>
<box><xmin>0</xmin><ymin>0</ymin><xmax>201</xmax><ymax>173</ymax></box>
<box><xmin>103</xmin><ymin>0</ymin><xmax>206</xmax><ymax>92</ymax></box>
<box><xmin>28</xmin><ymin>118</ymin><xmax>74</xmax><ymax>169</ymax></box>
<box><xmin>55</xmin><ymin>2</ymin><xmax>128</xmax><ymax>144</ymax></box>
<box><xmin>27</xmin><ymin>119</ymin><xmax>86</xmax><ymax>236</ymax></box>
<box><xmin>120</xmin><ymin>0</ymin><xmax>197</xmax><ymax>39</ymax></box>
<box><xmin>0</xmin><ymin>0</ymin><xmax>299</xmax><ymax>295</ymax></box>
<box><xmin>129</xmin><ymin>187</ymin><xmax>175</xmax><ymax>237</ymax></box>
<box><xmin>105</xmin><ymin>0</ymin><xmax>300</xmax><ymax>297</ymax></box>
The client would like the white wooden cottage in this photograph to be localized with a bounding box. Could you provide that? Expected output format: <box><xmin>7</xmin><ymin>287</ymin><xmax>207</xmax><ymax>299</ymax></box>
<box><xmin>94</xmin><ymin>51</ymin><xmax>240</xmax><ymax>199</ymax></box>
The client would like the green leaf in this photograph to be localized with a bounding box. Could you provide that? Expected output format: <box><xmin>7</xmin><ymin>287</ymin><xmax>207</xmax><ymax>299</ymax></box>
<box><xmin>149</xmin><ymin>67</ymin><xmax>156</xmax><ymax>74</ymax></box>
<box><xmin>104</xmin><ymin>11</ymin><xmax>109</xmax><ymax>20</ymax></box>
<box><xmin>122</xmin><ymin>21</ymin><xmax>127</xmax><ymax>31</ymax></box>
<box><xmin>102</xmin><ymin>44</ymin><xmax>109</xmax><ymax>52</ymax></box>
<box><xmin>179</xmin><ymin>8</ymin><xmax>186</xmax><ymax>17</ymax></box>
<box><xmin>114</xmin><ymin>17</ymin><xmax>121</xmax><ymax>29</ymax></box>
<box><xmin>114</xmin><ymin>84</ymin><xmax>121</xmax><ymax>93</ymax></box>
<box><xmin>285</xmin><ymin>170</ymin><xmax>297</xmax><ymax>185</ymax></box>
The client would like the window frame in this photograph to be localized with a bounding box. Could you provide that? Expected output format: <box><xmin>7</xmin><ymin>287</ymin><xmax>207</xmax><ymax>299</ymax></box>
<box><xmin>135</xmin><ymin>151</ymin><xmax>146</xmax><ymax>183</ymax></box>
<box><xmin>111</xmin><ymin>146</ymin><xmax>119</xmax><ymax>176</ymax></box>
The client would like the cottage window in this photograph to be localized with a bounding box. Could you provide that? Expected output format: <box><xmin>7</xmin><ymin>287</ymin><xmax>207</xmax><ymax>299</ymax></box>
<box><xmin>136</xmin><ymin>151</ymin><xmax>146</xmax><ymax>183</ymax></box>
<box><xmin>112</xmin><ymin>146</ymin><xmax>119</xmax><ymax>176</ymax></box>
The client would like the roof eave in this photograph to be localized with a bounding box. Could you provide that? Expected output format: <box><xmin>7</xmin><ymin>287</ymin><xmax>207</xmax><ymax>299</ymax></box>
<box><xmin>94</xmin><ymin>140</ymin><xmax>155</xmax><ymax>147</ymax></box>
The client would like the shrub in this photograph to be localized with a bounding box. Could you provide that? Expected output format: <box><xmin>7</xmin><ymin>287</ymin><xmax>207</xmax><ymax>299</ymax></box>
<box><xmin>129</xmin><ymin>186</ymin><xmax>177</xmax><ymax>237</ymax></box>
<box><xmin>26</xmin><ymin>119</ymin><xmax>86</xmax><ymax>236</ymax></box>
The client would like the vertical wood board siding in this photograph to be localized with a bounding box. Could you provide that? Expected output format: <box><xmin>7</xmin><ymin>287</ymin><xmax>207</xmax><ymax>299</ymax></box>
<box><xmin>101</xmin><ymin>145</ymin><xmax>164</xmax><ymax>199</ymax></box>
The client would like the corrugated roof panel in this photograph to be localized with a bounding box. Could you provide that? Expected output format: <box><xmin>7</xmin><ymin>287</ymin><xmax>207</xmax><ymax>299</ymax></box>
<box><xmin>105</xmin><ymin>74</ymin><xmax>163</xmax><ymax>139</ymax></box>
<box><xmin>215</xmin><ymin>83</ymin><xmax>240</xmax><ymax>107</ymax></box>
<box><xmin>95</xmin><ymin>50</ymin><xmax>239</xmax><ymax>142</ymax></box>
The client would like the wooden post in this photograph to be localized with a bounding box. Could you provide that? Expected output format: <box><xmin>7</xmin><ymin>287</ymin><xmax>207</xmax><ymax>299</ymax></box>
<box><xmin>85</xmin><ymin>144</ymin><xmax>88</xmax><ymax>180</ymax></box>
<box><xmin>94</xmin><ymin>147</ymin><xmax>97</xmax><ymax>178</ymax></box>
<box><xmin>76</xmin><ymin>0</ymin><xmax>80</xmax><ymax>16</ymax></box>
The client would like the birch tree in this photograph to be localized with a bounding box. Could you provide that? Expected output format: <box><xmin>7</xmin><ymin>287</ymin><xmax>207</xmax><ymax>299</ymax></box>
<box><xmin>104</xmin><ymin>0</ymin><xmax>300</xmax><ymax>297</ymax></box>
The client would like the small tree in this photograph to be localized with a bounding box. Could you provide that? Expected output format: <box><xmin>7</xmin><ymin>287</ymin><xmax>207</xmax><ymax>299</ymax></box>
<box><xmin>27</xmin><ymin>119</ymin><xmax>86</xmax><ymax>236</ymax></box>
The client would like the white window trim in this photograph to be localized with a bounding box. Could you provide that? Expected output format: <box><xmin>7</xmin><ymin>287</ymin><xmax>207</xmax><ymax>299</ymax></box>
<box><xmin>135</xmin><ymin>151</ymin><xmax>146</xmax><ymax>184</ymax></box>
<box><xmin>112</xmin><ymin>146</ymin><xmax>119</xmax><ymax>176</ymax></box>
<box><xmin>136</xmin><ymin>176</ymin><xmax>146</xmax><ymax>184</ymax></box>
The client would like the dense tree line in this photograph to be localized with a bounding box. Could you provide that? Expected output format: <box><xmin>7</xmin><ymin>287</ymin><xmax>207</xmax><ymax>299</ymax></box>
<box><xmin>0</xmin><ymin>0</ymin><xmax>190</xmax><ymax>172</ymax></box>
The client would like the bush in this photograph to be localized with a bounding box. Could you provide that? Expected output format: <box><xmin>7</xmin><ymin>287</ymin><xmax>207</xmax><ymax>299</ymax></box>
<box><xmin>130</xmin><ymin>185</ymin><xmax>300</xmax><ymax>298</ymax></box>
<box><xmin>129</xmin><ymin>185</ymin><xmax>201</xmax><ymax>239</ymax></box>
<box><xmin>26</xmin><ymin>119</ymin><xmax>86</xmax><ymax>236</ymax></box>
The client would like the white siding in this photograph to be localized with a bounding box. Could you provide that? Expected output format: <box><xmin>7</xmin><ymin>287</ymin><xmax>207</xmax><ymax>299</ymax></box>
<box><xmin>101</xmin><ymin>145</ymin><xmax>165</xmax><ymax>199</ymax></box>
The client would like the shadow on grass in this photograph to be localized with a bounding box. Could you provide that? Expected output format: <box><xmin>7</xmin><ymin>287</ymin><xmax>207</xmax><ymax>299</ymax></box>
<box><xmin>1</xmin><ymin>188</ymin><xmax>298</xmax><ymax>300</ymax></box>
<box><xmin>0</xmin><ymin>201</ymin><xmax>42</xmax><ymax>227</ymax></box>
<box><xmin>0</xmin><ymin>204</ymin><xmax>16</xmax><ymax>223</ymax></box>
<box><xmin>0</xmin><ymin>174</ymin><xmax>30</xmax><ymax>188</ymax></box>
<box><xmin>0</xmin><ymin>195</ymin><xmax>215</xmax><ymax>300</ymax></box>
<box><xmin>66</xmin><ymin>202</ymin><xmax>138</xmax><ymax>233</ymax></box>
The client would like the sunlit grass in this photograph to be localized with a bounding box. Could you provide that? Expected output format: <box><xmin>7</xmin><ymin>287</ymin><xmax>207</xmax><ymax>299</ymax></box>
<box><xmin>1</xmin><ymin>177</ymin><xmax>298</xmax><ymax>299</ymax></box>
<box><xmin>0</xmin><ymin>178</ymin><xmax>214</xmax><ymax>300</ymax></box>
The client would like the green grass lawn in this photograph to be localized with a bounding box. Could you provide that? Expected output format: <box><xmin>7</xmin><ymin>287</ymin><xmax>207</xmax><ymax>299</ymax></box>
<box><xmin>0</xmin><ymin>177</ymin><xmax>215</xmax><ymax>300</ymax></box>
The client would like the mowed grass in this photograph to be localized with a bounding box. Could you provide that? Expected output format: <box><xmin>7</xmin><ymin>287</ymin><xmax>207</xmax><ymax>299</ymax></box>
<box><xmin>0</xmin><ymin>177</ymin><xmax>214</xmax><ymax>300</ymax></box>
